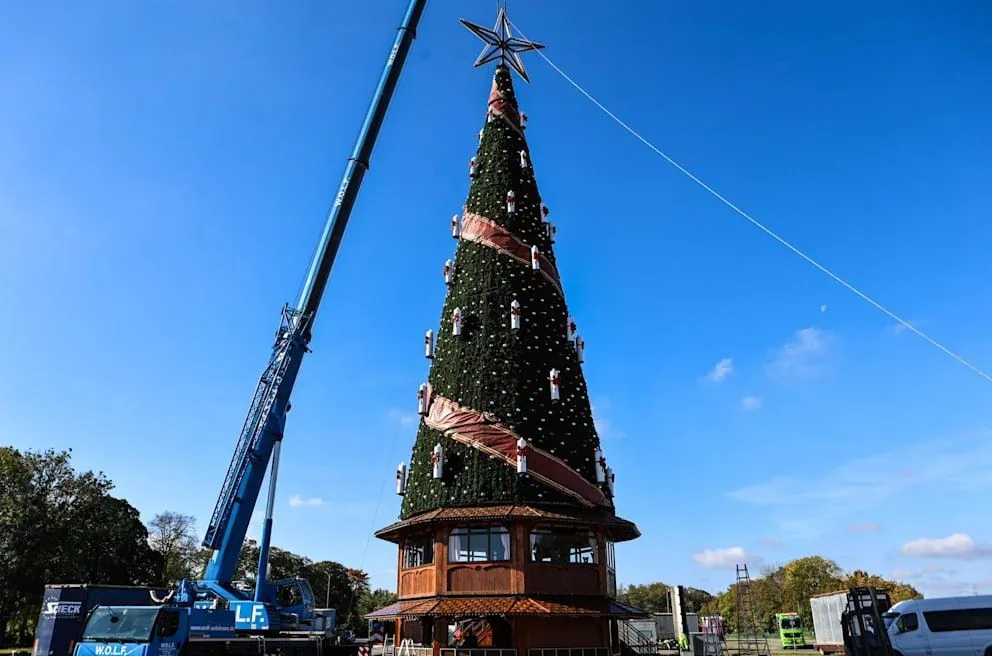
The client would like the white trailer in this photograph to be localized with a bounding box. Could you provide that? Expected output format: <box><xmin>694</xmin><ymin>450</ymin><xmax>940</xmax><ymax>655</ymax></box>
<box><xmin>810</xmin><ymin>591</ymin><xmax>848</xmax><ymax>654</ymax></box>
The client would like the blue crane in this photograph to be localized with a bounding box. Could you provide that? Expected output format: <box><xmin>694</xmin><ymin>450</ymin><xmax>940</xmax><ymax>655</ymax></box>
<box><xmin>41</xmin><ymin>3</ymin><xmax>429</xmax><ymax>656</ymax></box>
<box><xmin>188</xmin><ymin>0</ymin><xmax>428</xmax><ymax>633</ymax></box>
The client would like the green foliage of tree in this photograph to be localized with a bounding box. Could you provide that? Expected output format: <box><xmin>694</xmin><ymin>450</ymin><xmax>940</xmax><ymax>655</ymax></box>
<box><xmin>698</xmin><ymin>556</ymin><xmax>923</xmax><ymax>634</ymax></box>
<box><xmin>148</xmin><ymin>511</ymin><xmax>207</xmax><ymax>584</ymax></box>
<box><xmin>234</xmin><ymin>541</ymin><xmax>372</xmax><ymax>635</ymax></box>
<box><xmin>618</xmin><ymin>582</ymin><xmax>670</xmax><ymax>613</ymax></box>
<box><xmin>781</xmin><ymin>556</ymin><xmax>844</xmax><ymax>629</ymax></box>
<box><xmin>843</xmin><ymin>570</ymin><xmax>922</xmax><ymax>604</ymax></box>
<box><xmin>0</xmin><ymin>448</ymin><xmax>163</xmax><ymax>647</ymax></box>
<box><xmin>618</xmin><ymin>583</ymin><xmax>714</xmax><ymax>614</ymax></box>
<box><xmin>684</xmin><ymin>587</ymin><xmax>716</xmax><ymax>613</ymax></box>
<box><xmin>357</xmin><ymin>589</ymin><xmax>398</xmax><ymax>622</ymax></box>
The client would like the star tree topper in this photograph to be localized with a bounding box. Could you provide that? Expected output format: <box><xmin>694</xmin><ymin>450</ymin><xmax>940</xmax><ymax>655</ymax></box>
<box><xmin>459</xmin><ymin>7</ymin><xmax>544</xmax><ymax>83</ymax></box>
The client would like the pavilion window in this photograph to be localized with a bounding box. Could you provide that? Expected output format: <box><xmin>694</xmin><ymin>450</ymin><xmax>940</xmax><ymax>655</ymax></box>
<box><xmin>606</xmin><ymin>540</ymin><xmax>617</xmax><ymax>597</ymax></box>
<box><xmin>529</xmin><ymin>526</ymin><xmax>599</xmax><ymax>564</ymax></box>
<box><xmin>447</xmin><ymin>525</ymin><xmax>511</xmax><ymax>562</ymax></box>
<box><xmin>403</xmin><ymin>533</ymin><xmax>434</xmax><ymax>568</ymax></box>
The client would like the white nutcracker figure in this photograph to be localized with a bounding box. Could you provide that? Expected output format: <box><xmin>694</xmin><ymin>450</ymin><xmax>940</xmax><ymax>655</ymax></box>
<box><xmin>594</xmin><ymin>448</ymin><xmax>607</xmax><ymax>484</ymax></box>
<box><xmin>519</xmin><ymin>150</ymin><xmax>529</xmax><ymax>170</ymax></box>
<box><xmin>443</xmin><ymin>259</ymin><xmax>455</xmax><ymax>285</ymax></box>
<box><xmin>506</xmin><ymin>190</ymin><xmax>516</xmax><ymax>214</ymax></box>
<box><xmin>516</xmin><ymin>437</ymin><xmax>529</xmax><ymax>474</ymax></box>
<box><xmin>510</xmin><ymin>299</ymin><xmax>522</xmax><ymax>330</ymax></box>
<box><xmin>478</xmin><ymin>128</ymin><xmax>484</xmax><ymax>144</ymax></box>
<box><xmin>417</xmin><ymin>383</ymin><xmax>428</xmax><ymax>416</ymax></box>
<box><xmin>549</xmin><ymin>368</ymin><xmax>561</xmax><ymax>402</ymax></box>
<box><xmin>396</xmin><ymin>462</ymin><xmax>408</xmax><ymax>495</ymax></box>
<box><xmin>531</xmin><ymin>245</ymin><xmax>541</xmax><ymax>272</ymax></box>
<box><xmin>431</xmin><ymin>443</ymin><xmax>444</xmax><ymax>480</ymax></box>
<box><xmin>452</xmin><ymin>307</ymin><xmax>463</xmax><ymax>337</ymax></box>
<box><xmin>575</xmin><ymin>335</ymin><xmax>585</xmax><ymax>364</ymax></box>
<box><xmin>547</xmin><ymin>221</ymin><xmax>556</xmax><ymax>243</ymax></box>
<box><xmin>606</xmin><ymin>467</ymin><xmax>615</xmax><ymax>495</ymax></box>
<box><xmin>451</xmin><ymin>214</ymin><xmax>460</xmax><ymax>239</ymax></box>
<box><xmin>425</xmin><ymin>329</ymin><xmax>434</xmax><ymax>359</ymax></box>
<box><xmin>566</xmin><ymin>316</ymin><xmax>577</xmax><ymax>343</ymax></box>
<box><xmin>469</xmin><ymin>156</ymin><xmax>479</xmax><ymax>178</ymax></box>
<box><xmin>540</xmin><ymin>203</ymin><xmax>550</xmax><ymax>223</ymax></box>
<box><xmin>520</xmin><ymin>113</ymin><xmax>528</xmax><ymax>130</ymax></box>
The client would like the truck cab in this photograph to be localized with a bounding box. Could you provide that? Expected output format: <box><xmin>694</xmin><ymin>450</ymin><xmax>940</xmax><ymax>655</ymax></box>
<box><xmin>777</xmin><ymin>613</ymin><xmax>807</xmax><ymax>649</ymax></box>
<box><xmin>74</xmin><ymin>605</ymin><xmax>235</xmax><ymax>656</ymax></box>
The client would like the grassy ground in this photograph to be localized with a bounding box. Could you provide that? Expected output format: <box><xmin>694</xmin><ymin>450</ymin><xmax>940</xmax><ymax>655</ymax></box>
<box><xmin>722</xmin><ymin>634</ymin><xmax>816</xmax><ymax>656</ymax></box>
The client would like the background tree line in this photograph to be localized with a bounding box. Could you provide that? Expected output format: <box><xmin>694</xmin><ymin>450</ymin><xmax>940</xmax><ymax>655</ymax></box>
<box><xmin>0</xmin><ymin>448</ymin><xmax>394</xmax><ymax>648</ymax></box>
<box><xmin>618</xmin><ymin>556</ymin><xmax>921</xmax><ymax>635</ymax></box>
<box><xmin>699</xmin><ymin>556</ymin><xmax>921</xmax><ymax>633</ymax></box>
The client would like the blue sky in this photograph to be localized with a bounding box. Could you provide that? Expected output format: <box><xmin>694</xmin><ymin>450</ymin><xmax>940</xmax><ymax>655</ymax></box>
<box><xmin>2</xmin><ymin>0</ymin><xmax>991</xmax><ymax>598</ymax></box>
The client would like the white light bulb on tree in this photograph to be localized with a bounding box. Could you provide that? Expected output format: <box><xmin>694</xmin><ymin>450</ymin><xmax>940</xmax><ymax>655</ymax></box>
<box><xmin>549</xmin><ymin>368</ymin><xmax>561</xmax><ymax>402</ymax></box>
<box><xmin>396</xmin><ymin>462</ymin><xmax>408</xmax><ymax>495</ymax></box>
<box><xmin>417</xmin><ymin>383</ymin><xmax>428</xmax><ymax>415</ymax></box>
<box><xmin>451</xmin><ymin>214</ymin><xmax>460</xmax><ymax>239</ymax></box>
<box><xmin>531</xmin><ymin>245</ymin><xmax>540</xmax><ymax>272</ymax></box>
<box><xmin>431</xmin><ymin>443</ymin><xmax>444</xmax><ymax>480</ymax></box>
<box><xmin>469</xmin><ymin>157</ymin><xmax>478</xmax><ymax>178</ymax></box>
<box><xmin>516</xmin><ymin>437</ymin><xmax>528</xmax><ymax>474</ymax></box>
<box><xmin>519</xmin><ymin>150</ymin><xmax>529</xmax><ymax>170</ymax></box>
<box><xmin>452</xmin><ymin>307</ymin><xmax>463</xmax><ymax>337</ymax></box>
<box><xmin>566</xmin><ymin>316</ymin><xmax>577</xmax><ymax>343</ymax></box>
<box><xmin>506</xmin><ymin>190</ymin><xmax>516</xmax><ymax>214</ymax></box>
<box><xmin>510</xmin><ymin>299</ymin><xmax>522</xmax><ymax>330</ymax></box>
<box><xmin>594</xmin><ymin>448</ymin><xmax>607</xmax><ymax>484</ymax></box>
<box><xmin>540</xmin><ymin>203</ymin><xmax>550</xmax><ymax>223</ymax></box>
<box><xmin>443</xmin><ymin>259</ymin><xmax>454</xmax><ymax>285</ymax></box>
<box><xmin>575</xmin><ymin>335</ymin><xmax>585</xmax><ymax>364</ymax></box>
<box><xmin>425</xmin><ymin>329</ymin><xmax>434</xmax><ymax>359</ymax></box>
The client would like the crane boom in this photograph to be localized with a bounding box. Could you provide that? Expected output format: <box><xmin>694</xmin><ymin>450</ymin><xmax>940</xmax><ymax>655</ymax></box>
<box><xmin>200</xmin><ymin>0</ymin><xmax>428</xmax><ymax>597</ymax></box>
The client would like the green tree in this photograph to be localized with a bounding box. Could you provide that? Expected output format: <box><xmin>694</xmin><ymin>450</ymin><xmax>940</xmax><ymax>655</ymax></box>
<box><xmin>696</xmin><ymin>556</ymin><xmax>920</xmax><ymax>635</ymax></box>
<box><xmin>618</xmin><ymin>582</ymin><xmax>670</xmax><ymax>612</ymax></box>
<box><xmin>701</xmin><ymin>583</ymin><xmax>739</xmax><ymax>632</ymax></box>
<box><xmin>843</xmin><ymin>570</ymin><xmax>922</xmax><ymax>604</ymax></box>
<box><xmin>234</xmin><ymin>541</ymin><xmax>371</xmax><ymax>634</ymax></box>
<box><xmin>684</xmin><ymin>587</ymin><xmax>715</xmax><ymax>613</ymax></box>
<box><xmin>781</xmin><ymin>556</ymin><xmax>843</xmax><ymax>628</ymax></box>
<box><xmin>148</xmin><ymin>511</ymin><xmax>205</xmax><ymax>584</ymax></box>
<box><xmin>0</xmin><ymin>448</ymin><xmax>162</xmax><ymax>647</ymax></box>
<box><xmin>358</xmin><ymin>588</ymin><xmax>398</xmax><ymax>621</ymax></box>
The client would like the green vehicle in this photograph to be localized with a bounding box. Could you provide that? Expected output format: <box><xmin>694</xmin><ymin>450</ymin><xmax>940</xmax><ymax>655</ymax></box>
<box><xmin>776</xmin><ymin>612</ymin><xmax>806</xmax><ymax>649</ymax></box>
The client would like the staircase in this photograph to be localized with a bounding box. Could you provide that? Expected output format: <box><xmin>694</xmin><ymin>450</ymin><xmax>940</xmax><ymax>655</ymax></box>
<box><xmin>618</xmin><ymin>620</ymin><xmax>660</xmax><ymax>656</ymax></box>
<box><xmin>734</xmin><ymin>564</ymin><xmax>770</xmax><ymax>656</ymax></box>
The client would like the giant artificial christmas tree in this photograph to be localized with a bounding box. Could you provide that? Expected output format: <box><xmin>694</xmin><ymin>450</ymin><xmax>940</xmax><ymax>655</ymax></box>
<box><xmin>370</xmin><ymin>9</ymin><xmax>643</xmax><ymax>655</ymax></box>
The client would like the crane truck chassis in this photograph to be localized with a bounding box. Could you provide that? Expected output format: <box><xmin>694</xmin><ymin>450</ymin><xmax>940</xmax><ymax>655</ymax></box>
<box><xmin>75</xmin><ymin>595</ymin><xmax>353</xmax><ymax>656</ymax></box>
